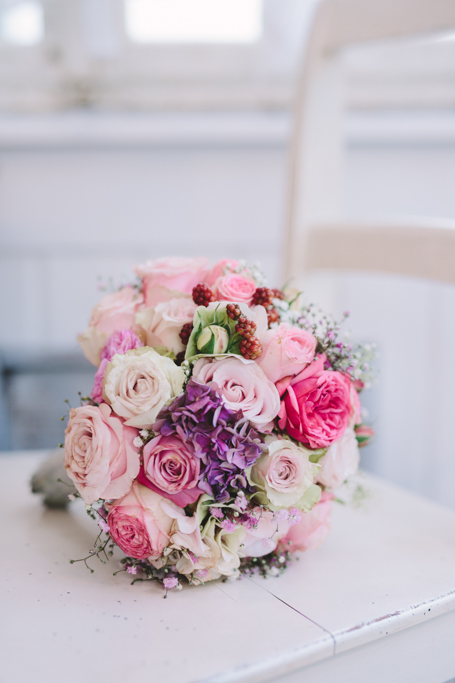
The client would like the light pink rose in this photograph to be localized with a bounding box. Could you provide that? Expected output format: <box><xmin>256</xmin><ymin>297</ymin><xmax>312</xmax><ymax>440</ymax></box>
<box><xmin>316</xmin><ymin>427</ymin><xmax>360</xmax><ymax>489</ymax></box>
<box><xmin>241</xmin><ymin>508</ymin><xmax>290</xmax><ymax>557</ymax></box>
<box><xmin>214</xmin><ymin>273</ymin><xmax>257</xmax><ymax>304</ymax></box>
<box><xmin>137</xmin><ymin>434</ymin><xmax>201</xmax><ymax>507</ymax></box>
<box><xmin>192</xmin><ymin>356</ymin><xmax>280</xmax><ymax>431</ymax></box>
<box><xmin>278</xmin><ymin>354</ymin><xmax>352</xmax><ymax>449</ymax></box>
<box><xmin>107</xmin><ymin>482</ymin><xmax>174</xmax><ymax>559</ymax></box>
<box><xmin>135</xmin><ymin>297</ymin><xmax>197</xmax><ymax>355</ymax></box>
<box><xmin>91</xmin><ymin>329</ymin><xmax>144</xmax><ymax>402</ymax></box>
<box><xmin>134</xmin><ymin>257</ymin><xmax>209</xmax><ymax>305</ymax></box>
<box><xmin>280</xmin><ymin>491</ymin><xmax>334</xmax><ymax>553</ymax></box>
<box><xmin>206</xmin><ymin>259</ymin><xmax>239</xmax><ymax>286</ymax></box>
<box><xmin>78</xmin><ymin>287</ymin><xmax>143</xmax><ymax>366</ymax></box>
<box><xmin>64</xmin><ymin>403</ymin><xmax>140</xmax><ymax>505</ymax></box>
<box><xmin>257</xmin><ymin>323</ymin><xmax>317</xmax><ymax>384</ymax></box>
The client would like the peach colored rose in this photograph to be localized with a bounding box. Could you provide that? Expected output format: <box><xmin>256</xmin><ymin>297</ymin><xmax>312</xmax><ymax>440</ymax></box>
<box><xmin>257</xmin><ymin>323</ymin><xmax>317</xmax><ymax>384</ymax></box>
<box><xmin>64</xmin><ymin>403</ymin><xmax>140</xmax><ymax>505</ymax></box>
<box><xmin>78</xmin><ymin>287</ymin><xmax>143</xmax><ymax>366</ymax></box>
<box><xmin>107</xmin><ymin>482</ymin><xmax>173</xmax><ymax>559</ymax></box>
<box><xmin>192</xmin><ymin>356</ymin><xmax>280</xmax><ymax>431</ymax></box>
<box><xmin>102</xmin><ymin>347</ymin><xmax>184</xmax><ymax>429</ymax></box>
<box><xmin>316</xmin><ymin>427</ymin><xmax>360</xmax><ymax>489</ymax></box>
<box><xmin>278</xmin><ymin>354</ymin><xmax>352</xmax><ymax>449</ymax></box>
<box><xmin>214</xmin><ymin>273</ymin><xmax>257</xmax><ymax>304</ymax></box>
<box><xmin>134</xmin><ymin>257</ymin><xmax>209</xmax><ymax>305</ymax></box>
<box><xmin>280</xmin><ymin>491</ymin><xmax>334</xmax><ymax>553</ymax></box>
<box><xmin>135</xmin><ymin>297</ymin><xmax>197</xmax><ymax>355</ymax></box>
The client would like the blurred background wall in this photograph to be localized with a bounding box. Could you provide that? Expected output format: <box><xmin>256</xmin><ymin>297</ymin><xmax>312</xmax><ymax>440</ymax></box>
<box><xmin>1</xmin><ymin>0</ymin><xmax>455</xmax><ymax>507</ymax></box>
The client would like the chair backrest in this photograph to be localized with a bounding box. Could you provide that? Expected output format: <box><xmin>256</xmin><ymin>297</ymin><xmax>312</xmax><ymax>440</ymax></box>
<box><xmin>301</xmin><ymin>222</ymin><xmax>455</xmax><ymax>284</ymax></box>
<box><xmin>284</xmin><ymin>0</ymin><xmax>455</xmax><ymax>282</ymax></box>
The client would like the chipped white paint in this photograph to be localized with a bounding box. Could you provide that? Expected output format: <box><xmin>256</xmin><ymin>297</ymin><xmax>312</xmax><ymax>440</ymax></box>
<box><xmin>1</xmin><ymin>453</ymin><xmax>455</xmax><ymax>683</ymax></box>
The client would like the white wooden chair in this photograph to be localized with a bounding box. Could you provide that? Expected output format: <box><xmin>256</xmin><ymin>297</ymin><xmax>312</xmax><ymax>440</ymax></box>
<box><xmin>284</xmin><ymin>0</ymin><xmax>455</xmax><ymax>285</ymax></box>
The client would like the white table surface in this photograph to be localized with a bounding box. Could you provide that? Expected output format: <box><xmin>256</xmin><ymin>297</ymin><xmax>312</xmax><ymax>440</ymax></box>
<box><xmin>2</xmin><ymin>451</ymin><xmax>455</xmax><ymax>683</ymax></box>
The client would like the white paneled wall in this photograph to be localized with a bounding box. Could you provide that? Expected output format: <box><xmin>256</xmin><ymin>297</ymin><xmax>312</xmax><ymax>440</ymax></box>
<box><xmin>2</xmin><ymin>111</ymin><xmax>455</xmax><ymax>509</ymax></box>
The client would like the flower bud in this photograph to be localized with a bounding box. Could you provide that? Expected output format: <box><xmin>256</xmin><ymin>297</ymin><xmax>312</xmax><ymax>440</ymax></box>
<box><xmin>354</xmin><ymin>424</ymin><xmax>374</xmax><ymax>448</ymax></box>
<box><xmin>196</xmin><ymin>325</ymin><xmax>230</xmax><ymax>354</ymax></box>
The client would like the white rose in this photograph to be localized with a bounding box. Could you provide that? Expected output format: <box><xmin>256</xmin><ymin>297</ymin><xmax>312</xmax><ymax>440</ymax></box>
<box><xmin>316</xmin><ymin>427</ymin><xmax>360</xmax><ymax>489</ymax></box>
<box><xmin>102</xmin><ymin>347</ymin><xmax>184</xmax><ymax>429</ymax></box>
<box><xmin>135</xmin><ymin>297</ymin><xmax>196</xmax><ymax>355</ymax></box>
<box><xmin>249</xmin><ymin>438</ymin><xmax>320</xmax><ymax>509</ymax></box>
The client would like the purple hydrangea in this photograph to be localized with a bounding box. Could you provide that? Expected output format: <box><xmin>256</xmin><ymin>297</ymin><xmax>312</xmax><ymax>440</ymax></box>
<box><xmin>154</xmin><ymin>379</ymin><xmax>265</xmax><ymax>502</ymax></box>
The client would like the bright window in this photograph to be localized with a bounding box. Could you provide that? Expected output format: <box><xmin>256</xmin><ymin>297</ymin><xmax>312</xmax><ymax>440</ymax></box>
<box><xmin>0</xmin><ymin>0</ymin><xmax>43</xmax><ymax>45</ymax></box>
<box><xmin>125</xmin><ymin>0</ymin><xmax>263</xmax><ymax>44</ymax></box>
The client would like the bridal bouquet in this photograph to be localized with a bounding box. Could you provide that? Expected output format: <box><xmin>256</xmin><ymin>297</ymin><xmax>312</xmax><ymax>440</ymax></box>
<box><xmin>64</xmin><ymin>257</ymin><xmax>375</xmax><ymax>594</ymax></box>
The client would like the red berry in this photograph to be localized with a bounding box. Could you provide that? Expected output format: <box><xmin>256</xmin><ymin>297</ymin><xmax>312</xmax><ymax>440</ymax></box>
<box><xmin>235</xmin><ymin>316</ymin><xmax>257</xmax><ymax>339</ymax></box>
<box><xmin>175</xmin><ymin>351</ymin><xmax>186</xmax><ymax>366</ymax></box>
<box><xmin>226</xmin><ymin>303</ymin><xmax>241</xmax><ymax>320</ymax></box>
<box><xmin>193</xmin><ymin>283</ymin><xmax>216</xmax><ymax>306</ymax></box>
<box><xmin>267</xmin><ymin>308</ymin><xmax>280</xmax><ymax>326</ymax></box>
<box><xmin>179</xmin><ymin>322</ymin><xmax>193</xmax><ymax>346</ymax></box>
<box><xmin>240</xmin><ymin>336</ymin><xmax>262</xmax><ymax>360</ymax></box>
<box><xmin>252</xmin><ymin>287</ymin><xmax>274</xmax><ymax>308</ymax></box>
<box><xmin>271</xmin><ymin>288</ymin><xmax>285</xmax><ymax>300</ymax></box>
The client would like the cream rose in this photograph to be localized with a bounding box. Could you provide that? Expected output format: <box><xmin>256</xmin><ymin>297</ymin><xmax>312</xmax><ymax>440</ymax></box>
<box><xmin>135</xmin><ymin>297</ymin><xmax>197</xmax><ymax>355</ymax></box>
<box><xmin>316</xmin><ymin>427</ymin><xmax>360</xmax><ymax>489</ymax></box>
<box><xmin>64</xmin><ymin>403</ymin><xmax>140</xmax><ymax>505</ymax></box>
<box><xmin>102</xmin><ymin>347</ymin><xmax>184</xmax><ymax>429</ymax></box>
<box><xmin>249</xmin><ymin>438</ymin><xmax>321</xmax><ymax>510</ymax></box>
<box><xmin>192</xmin><ymin>356</ymin><xmax>280</xmax><ymax>431</ymax></box>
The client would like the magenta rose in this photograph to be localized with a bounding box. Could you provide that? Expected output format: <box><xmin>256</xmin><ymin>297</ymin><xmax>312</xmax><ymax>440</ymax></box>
<box><xmin>137</xmin><ymin>434</ymin><xmax>201</xmax><ymax>507</ymax></box>
<box><xmin>278</xmin><ymin>355</ymin><xmax>352</xmax><ymax>448</ymax></box>
<box><xmin>78</xmin><ymin>287</ymin><xmax>143</xmax><ymax>366</ymax></box>
<box><xmin>107</xmin><ymin>482</ymin><xmax>173</xmax><ymax>559</ymax></box>
<box><xmin>280</xmin><ymin>491</ymin><xmax>334</xmax><ymax>553</ymax></box>
<box><xmin>214</xmin><ymin>273</ymin><xmax>257</xmax><ymax>304</ymax></box>
<box><xmin>64</xmin><ymin>403</ymin><xmax>140</xmax><ymax>505</ymax></box>
<box><xmin>134</xmin><ymin>257</ymin><xmax>209</xmax><ymax>305</ymax></box>
<box><xmin>256</xmin><ymin>323</ymin><xmax>317</xmax><ymax>384</ymax></box>
<box><xmin>91</xmin><ymin>329</ymin><xmax>144</xmax><ymax>402</ymax></box>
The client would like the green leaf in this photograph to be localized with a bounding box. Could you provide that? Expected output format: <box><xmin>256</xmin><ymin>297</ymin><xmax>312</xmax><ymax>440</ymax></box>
<box><xmin>309</xmin><ymin>448</ymin><xmax>327</xmax><ymax>464</ymax></box>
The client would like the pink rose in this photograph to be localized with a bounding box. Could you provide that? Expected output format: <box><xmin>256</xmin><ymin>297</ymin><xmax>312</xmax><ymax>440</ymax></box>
<box><xmin>241</xmin><ymin>508</ymin><xmax>290</xmax><ymax>557</ymax></box>
<box><xmin>64</xmin><ymin>403</ymin><xmax>140</xmax><ymax>505</ymax></box>
<box><xmin>78</xmin><ymin>287</ymin><xmax>143</xmax><ymax>366</ymax></box>
<box><xmin>257</xmin><ymin>323</ymin><xmax>317</xmax><ymax>384</ymax></box>
<box><xmin>214</xmin><ymin>273</ymin><xmax>257</xmax><ymax>304</ymax></box>
<box><xmin>278</xmin><ymin>355</ymin><xmax>352</xmax><ymax>448</ymax></box>
<box><xmin>91</xmin><ymin>329</ymin><xmax>144</xmax><ymax>402</ymax></box>
<box><xmin>280</xmin><ymin>491</ymin><xmax>334</xmax><ymax>553</ymax></box>
<box><xmin>192</xmin><ymin>356</ymin><xmax>280</xmax><ymax>431</ymax></box>
<box><xmin>137</xmin><ymin>434</ymin><xmax>201</xmax><ymax>507</ymax></box>
<box><xmin>316</xmin><ymin>427</ymin><xmax>360</xmax><ymax>489</ymax></box>
<box><xmin>135</xmin><ymin>297</ymin><xmax>197</xmax><ymax>355</ymax></box>
<box><xmin>107</xmin><ymin>482</ymin><xmax>173</xmax><ymax>559</ymax></box>
<box><xmin>206</xmin><ymin>259</ymin><xmax>239</xmax><ymax>286</ymax></box>
<box><xmin>134</xmin><ymin>257</ymin><xmax>209</xmax><ymax>305</ymax></box>
<box><xmin>348</xmin><ymin>383</ymin><xmax>362</xmax><ymax>428</ymax></box>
